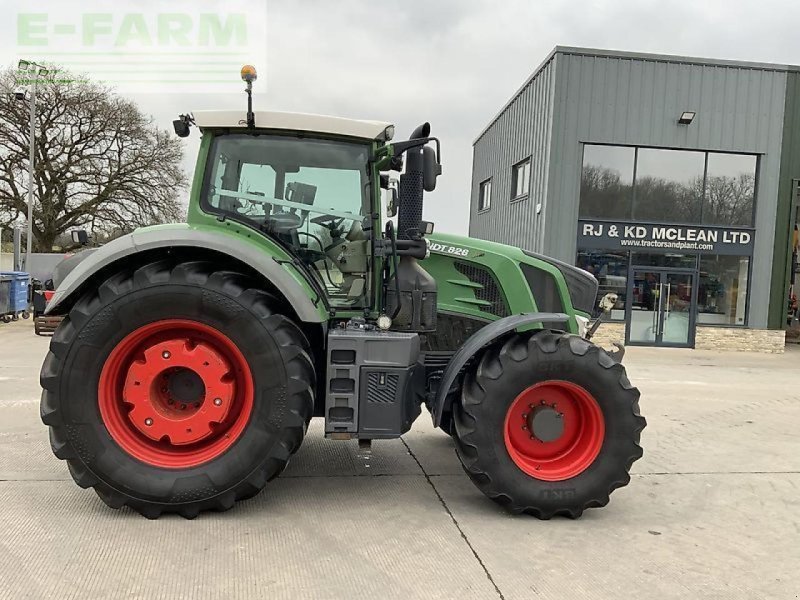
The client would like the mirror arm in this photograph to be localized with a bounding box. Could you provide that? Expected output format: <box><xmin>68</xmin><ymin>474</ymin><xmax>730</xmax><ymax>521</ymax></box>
<box><xmin>392</xmin><ymin>136</ymin><xmax>440</xmax><ymax>160</ymax></box>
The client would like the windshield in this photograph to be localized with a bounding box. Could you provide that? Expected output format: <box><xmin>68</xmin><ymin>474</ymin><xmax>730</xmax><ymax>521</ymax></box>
<box><xmin>202</xmin><ymin>134</ymin><xmax>372</xmax><ymax>309</ymax></box>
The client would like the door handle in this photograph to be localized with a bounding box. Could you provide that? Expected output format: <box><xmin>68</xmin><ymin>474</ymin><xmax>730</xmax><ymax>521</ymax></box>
<box><xmin>653</xmin><ymin>282</ymin><xmax>662</xmax><ymax>337</ymax></box>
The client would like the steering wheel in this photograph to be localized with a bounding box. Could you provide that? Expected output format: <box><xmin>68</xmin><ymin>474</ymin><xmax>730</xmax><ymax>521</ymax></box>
<box><xmin>310</xmin><ymin>214</ymin><xmax>346</xmax><ymax>229</ymax></box>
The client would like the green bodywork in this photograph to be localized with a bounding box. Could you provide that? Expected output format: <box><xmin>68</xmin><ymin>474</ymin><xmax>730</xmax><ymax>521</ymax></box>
<box><xmin>425</xmin><ymin>232</ymin><xmax>582</xmax><ymax>333</ymax></box>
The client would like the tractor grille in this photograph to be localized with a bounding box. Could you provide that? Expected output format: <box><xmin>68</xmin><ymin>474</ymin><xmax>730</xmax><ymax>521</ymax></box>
<box><xmin>454</xmin><ymin>262</ymin><xmax>510</xmax><ymax>317</ymax></box>
<box><xmin>421</xmin><ymin>313</ymin><xmax>488</xmax><ymax>352</ymax></box>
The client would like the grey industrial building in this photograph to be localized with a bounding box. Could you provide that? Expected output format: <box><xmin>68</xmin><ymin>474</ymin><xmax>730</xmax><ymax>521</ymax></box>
<box><xmin>469</xmin><ymin>46</ymin><xmax>800</xmax><ymax>350</ymax></box>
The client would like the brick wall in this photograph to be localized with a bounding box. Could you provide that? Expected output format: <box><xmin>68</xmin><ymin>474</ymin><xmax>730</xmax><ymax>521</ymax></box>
<box><xmin>588</xmin><ymin>322</ymin><xmax>786</xmax><ymax>353</ymax></box>
<box><xmin>694</xmin><ymin>327</ymin><xmax>786</xmax><ymax>353</ymax></box>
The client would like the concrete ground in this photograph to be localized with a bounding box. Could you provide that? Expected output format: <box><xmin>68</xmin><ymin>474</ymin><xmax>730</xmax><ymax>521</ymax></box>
<box><xmin>0</xmin><ymin>318</ymin><xmax>798</xmax><ymax>600</ymax></box>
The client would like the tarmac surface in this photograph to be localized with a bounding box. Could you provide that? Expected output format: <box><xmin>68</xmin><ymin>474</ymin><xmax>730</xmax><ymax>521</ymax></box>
<box><xmin>0</xmin><ymin>318</ymin><xmax>798</xmax><ymax>599</ymax></box>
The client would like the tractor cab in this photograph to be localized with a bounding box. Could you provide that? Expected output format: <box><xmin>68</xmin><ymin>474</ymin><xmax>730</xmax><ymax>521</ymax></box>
<box><xmin>190</xmin><ymin>114</ymin><xmax>389</xmax><ymax>308</ymax></box>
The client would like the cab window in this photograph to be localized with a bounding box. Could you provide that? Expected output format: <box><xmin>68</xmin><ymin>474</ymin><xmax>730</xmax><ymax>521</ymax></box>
<box><xmin>202</xmin><ymin>134</ymin><xmax>371</xmax><ymax>308</ymax></box>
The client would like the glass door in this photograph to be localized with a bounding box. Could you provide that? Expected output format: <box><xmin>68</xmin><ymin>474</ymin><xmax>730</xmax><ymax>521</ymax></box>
<box><xmin>628</xmin><ymin>270</ymin><xmax>661</xmax><ymax>344</ymax></box>
<box><xmin>627</xmin><ymin>269</ymin><xmax>696</xmax><ymax>347</ymax></box>
<box><xmin>660</xmin><ymin>272</ymin><xmax>694</xmax><ymax>345</ymax></box>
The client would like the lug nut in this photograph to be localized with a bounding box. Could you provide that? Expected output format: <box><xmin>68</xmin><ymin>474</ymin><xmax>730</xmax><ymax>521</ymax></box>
<box><xmin>522</xmin><ymin>425</ymin><xmax>527</xmax><ymax>430</ymax></box>
<box><xmin>213</xmin><ymin>398</ymin><xmax>223</xmax><ymax>406</ymax></box>
<box><xmin>144</xmin><ymin>418</ymin><xmax>153</xmax><ymax>426</ymax></box>
<box><xmin>162</xmin><ymin>350</ymin><xmax>171</xmax><ymax>359</ymax></box>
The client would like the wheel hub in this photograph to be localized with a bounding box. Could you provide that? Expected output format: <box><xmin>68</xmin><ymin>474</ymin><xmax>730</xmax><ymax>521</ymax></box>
<box><xmin>98</xmin><ymin>319</ymin><xmax>254</xmax><ymax>469</ymax></box>
<box><xmin>504</xmin><ymin>380</ymin><xmax>605</xmax><ymax>481</ymax></box>
<box><xmin>123</xmin><ymin>338</ymin><xmax>234</xmax><ymax>445</ymax></box>
<box><xmin>167</xmin><ymin>368</ymin><xmax>206</xmax><ymax>404</ymax></box>
<box><xmin>528</xmin><ymin>405</ymin><xmax>564</xmax><ymax>443</ymax></box>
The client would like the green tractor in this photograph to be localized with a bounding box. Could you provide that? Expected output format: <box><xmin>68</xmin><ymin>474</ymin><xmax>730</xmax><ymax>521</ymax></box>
<box><xmin>40</xmin><ymin>67</ymin><xmax>645</xmax><ymax>519</ymax></box>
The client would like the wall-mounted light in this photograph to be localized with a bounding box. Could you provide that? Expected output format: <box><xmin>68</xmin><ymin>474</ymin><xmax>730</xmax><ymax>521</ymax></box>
<box><xmin>678</xmin><ymin>111</ymin><xmax>696</xmax><ymax>125</ymax></box>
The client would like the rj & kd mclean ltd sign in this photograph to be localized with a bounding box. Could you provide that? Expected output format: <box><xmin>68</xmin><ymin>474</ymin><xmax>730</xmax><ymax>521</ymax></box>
<box><xmin>577</xmin><ymin>220</ymin><xmax>755</xmax><ymax>256</ymax></box>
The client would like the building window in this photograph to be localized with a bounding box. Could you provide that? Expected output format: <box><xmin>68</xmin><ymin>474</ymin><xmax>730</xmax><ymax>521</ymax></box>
<box><xmin>579</xmin><ymin>145</ymin><xmax>758</xmax><ymax>226</ymax></box>
<box><xmin>634</xmin><ymin>148</ymin><xmax>705</xmax><ymax>223</ymax></box>
<box><xmin>703</xmin><ymin>153</ymin><xmax>756</xmax><ymax>227</ymax></box>
<box><xmin>511</xmin><ymin>158</ymin><xmax>531</xmax><ymax>200</ymax></box>
<box><xmin>697</xmin><ymin>255</ymin><xmax>749</xmax><ymax>325</ymax></box>
<box><xmin>576</xmin><ymin>249</ymin><xmax>629</xmax><ymax>320</ymax></box>
<box><xmin>478</xmin><ymin>178</ymin><xmax>492</xmax><ymax>211</ymax></box>
<box><xmin>580</xmin><ymin>145</ymin><xmax>635</xmax><ymax>219</ymax></box>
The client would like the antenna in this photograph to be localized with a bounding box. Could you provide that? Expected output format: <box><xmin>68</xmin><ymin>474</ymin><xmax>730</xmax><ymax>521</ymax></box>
<box><xmin>240</xmin><ymin>65</ymin><xmax>257</xmax><ymax>128</ymax></box>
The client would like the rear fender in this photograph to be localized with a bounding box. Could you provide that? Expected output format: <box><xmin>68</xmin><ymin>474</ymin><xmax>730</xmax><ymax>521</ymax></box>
<box><xmin>431</xmin><ymin>312</ymin><xmax>569</xmax><ymax>427</ymax></box>
<box><xmin>45</xmin><ymin>224</ymin><xmax>327</xmax><ymax>323</ymax></box>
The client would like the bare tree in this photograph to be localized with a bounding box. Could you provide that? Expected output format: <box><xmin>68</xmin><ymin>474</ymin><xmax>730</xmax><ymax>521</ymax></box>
<box><xmin>0</xmin><ymin>67</ymin><xmax>186</xmax><ymax>252</ymax></box>
<box><xmin>703</xmin><ymin>173</ymin><xmax>755</xmax><ymax>227</ymax></box>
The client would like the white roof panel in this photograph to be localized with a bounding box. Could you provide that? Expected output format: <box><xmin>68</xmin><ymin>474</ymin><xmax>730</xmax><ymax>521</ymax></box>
<box><xmin>192</xmin><ymin>110</ymin><xmax>393</xmax><ymax>140</ymax></box>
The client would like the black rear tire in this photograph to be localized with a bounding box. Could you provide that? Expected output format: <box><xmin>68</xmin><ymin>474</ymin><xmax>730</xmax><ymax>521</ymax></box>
<box><xmin>453</xmin><ymin>330</ymin><xmax>645</xmax><ymax>519</ymax></box>
<box><xmin>40</xmin><ymin>260</ymin><xmax>315</xmax><ymax>519</ymax></box>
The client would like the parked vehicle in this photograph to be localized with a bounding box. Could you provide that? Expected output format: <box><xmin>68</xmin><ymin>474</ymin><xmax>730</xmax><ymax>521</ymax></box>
<box><xmin>40</xmin><ymin>66</ymin><xmax>645</xmax><ymax>519</ymax></box>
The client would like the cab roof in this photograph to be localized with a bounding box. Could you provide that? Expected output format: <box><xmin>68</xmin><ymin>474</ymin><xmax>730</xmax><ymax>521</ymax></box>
<box><xmin>192</xmin><ymin>110</ymin><xmax>394</xmax><ymax>141</ymax></box>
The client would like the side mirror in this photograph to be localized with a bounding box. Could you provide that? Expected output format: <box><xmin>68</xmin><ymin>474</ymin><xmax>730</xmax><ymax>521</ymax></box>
<box><xmin>385</xmin><ymin>177</ymin><xmax>399</xmax><ymax>217</ymax></box>
<box><xmin>172</xmin><ymin>113</ymin><xmax>194</xmax><ymax>138</ymax></box>
<box><xmin>423</xmin><ymin>146</ymin><xmax>442</xmax><ymax>192</ymax></box>
<box><xmin>173</xmin><ymin>119</ymin><xmax>190</xmax><ymax>138</ymax></box>
<box><xmin>71</xmin><ymin>230</ymin><xmax>89</xmax><ymax>246</ymax></box>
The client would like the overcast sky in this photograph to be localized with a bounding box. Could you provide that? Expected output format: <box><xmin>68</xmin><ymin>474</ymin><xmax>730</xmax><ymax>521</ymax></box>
<box><xmin>6</xmin><ymin>0</ymin><xmax>800</xmax><ymax>234</ymax></box>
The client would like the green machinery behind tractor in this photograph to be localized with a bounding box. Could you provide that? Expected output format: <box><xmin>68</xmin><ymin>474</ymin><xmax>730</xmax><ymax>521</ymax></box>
<box><xmin>40</xmin><ymin>66</ymin><xmax>645</xmax><ymax>519</ymax></box>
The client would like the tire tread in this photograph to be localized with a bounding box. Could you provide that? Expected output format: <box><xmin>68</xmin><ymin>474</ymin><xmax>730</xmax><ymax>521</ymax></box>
<box><xmin>453</xmin><ymin>330</ymin><xmax>646</xmax><ymax>519</ymax></box>
<box><xmin>40</xmin><ymin>260</ymin><xmax>315</xmax><ymax>519</ymax></box>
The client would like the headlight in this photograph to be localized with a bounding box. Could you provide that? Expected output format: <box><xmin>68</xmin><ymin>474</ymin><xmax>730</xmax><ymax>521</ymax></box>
<box><xmin>575</xmin><ymin>315</ymin><xmax>590</xmax><ymax>338</ymax></box>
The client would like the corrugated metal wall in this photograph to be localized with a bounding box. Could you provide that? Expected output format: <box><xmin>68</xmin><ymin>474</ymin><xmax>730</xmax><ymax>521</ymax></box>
<box><xmin>468</xmin><ymin>54</ymin><xmax>556</xmax><ymax>252</ymax></box>
<box><xmin>470</xmin><ymin>47</ymin><xmax>790</xmax><ymax>328</ymax></box>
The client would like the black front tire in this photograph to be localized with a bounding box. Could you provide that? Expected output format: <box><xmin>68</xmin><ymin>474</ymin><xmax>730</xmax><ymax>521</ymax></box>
<box><xmin>453</xmin><ymin>330</ymin><xmax>645</xmax><ymax>519</ymax></box>
<box><xmin>40</xmin><ymin>260</ymin><xmax>316</xmax><ymax>519</ymax></box>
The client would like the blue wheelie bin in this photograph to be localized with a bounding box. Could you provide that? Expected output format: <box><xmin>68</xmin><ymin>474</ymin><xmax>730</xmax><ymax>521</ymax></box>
<box><xmin>0</xmin><ymin>275</ymin><xmax>11</xmax><ymax>323</ymax></box>
<box><xmin>0</xmin><ymin>271</ymin><xmax>31</xmax><ymax>321</ymax></box>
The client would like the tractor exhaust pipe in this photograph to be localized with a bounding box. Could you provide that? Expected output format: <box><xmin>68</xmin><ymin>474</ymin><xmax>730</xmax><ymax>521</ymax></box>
<box><xmin>386</xmin><ymin>123</ymin><xmax>438</xmax><ymax>333</ymax></box>
<box><xmin>396</xmin><ymin>122</ymin><xmax>429</xmax><ymax>241</ymax></box>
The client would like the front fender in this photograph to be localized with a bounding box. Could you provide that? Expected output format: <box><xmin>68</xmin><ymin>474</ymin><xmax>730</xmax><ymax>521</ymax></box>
<box><xmin>431</xmin><ymin>312</ymin><xmax>569</xmax><ymax>427</ymax></box>
<box><xmin>46</xmin><ymin>223</ymin><xmax>327</xmax><ymax>323</ymax></box>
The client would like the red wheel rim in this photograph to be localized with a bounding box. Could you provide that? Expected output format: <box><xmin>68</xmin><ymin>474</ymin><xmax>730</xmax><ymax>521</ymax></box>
<box><xmin>503</xmin><ymin>381</ymin><xmax>605</xmax><ymax>481</ymax></box>
<box><xmin>98</xmin><ymin>319</ymin><xmax>254</xmax><ymax>469</ymax></box>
